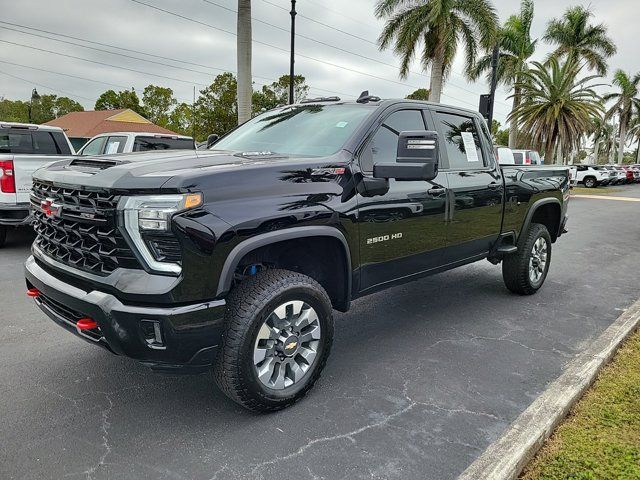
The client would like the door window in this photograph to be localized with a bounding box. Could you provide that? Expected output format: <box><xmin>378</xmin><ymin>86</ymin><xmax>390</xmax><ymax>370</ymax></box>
<box><xmin>435</xmin><ymin>112</ymin><xmax>486</xmax><ymax>169</ymax></box>
<box><xmin>80</xmin><ymin>137</ymin><xmax>107</xmax><ymax>156</ymax></box>
<box><xmin>360</xmin><ymin>109</ymin><xmax>425</xmax><ymax>173</ymax></box>
<box><xmin>52</xmin><ymin>132</ymin><xmax>72</xmax><ymax>155</ymax></box>
<box><xmin>104</xmin><ymin>136</ymin><xmax>127</xmax><ymax>154</ymax></box>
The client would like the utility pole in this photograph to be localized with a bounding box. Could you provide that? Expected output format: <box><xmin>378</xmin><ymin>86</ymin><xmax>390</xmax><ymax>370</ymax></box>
<box><xmin>487</xmin><ymin>45</ymin><xmax>500</xmax><ymax>128</ymax></box>
<box><xmin>289</xmin><ymin>0</ymin><xmax>296</xmax><ymax>104</ymax></box>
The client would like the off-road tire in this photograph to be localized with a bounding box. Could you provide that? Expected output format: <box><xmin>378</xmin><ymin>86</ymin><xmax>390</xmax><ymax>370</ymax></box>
<box><xmin>0</xmin><ymin>226</ymin><xmax>6</xmax><ymax>248</ymax></box>
<box><xmin>502</xmin><ymin>223</ymin><xmax>552</xmax><ymax>295</ymax></box>
<box><xmin>214</xmin><ymin>269</ymin><xmax>334</xmax><ymax>412</ymax></box>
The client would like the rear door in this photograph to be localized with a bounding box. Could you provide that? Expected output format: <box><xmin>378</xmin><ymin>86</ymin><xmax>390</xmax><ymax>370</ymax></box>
<box><xmin>431</xmin><ymin>109</ymin><xmax>504</xmax><ymax>261</ymax></box>
<box><xmin>356</xmin><ymin>108</ymin><xmax>449</xmax><ymax>291</ymax></box>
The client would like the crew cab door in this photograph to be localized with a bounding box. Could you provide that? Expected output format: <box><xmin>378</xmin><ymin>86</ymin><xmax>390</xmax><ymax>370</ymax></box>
<box><xmin>431</xmin><ymin>109</ymin><xmax>504</xmax><ymax>261</ymax></box>
<box><xmin>355</xmin><ymin>108</ymin><xmax>449</xmax><ymax>292</ymax></box>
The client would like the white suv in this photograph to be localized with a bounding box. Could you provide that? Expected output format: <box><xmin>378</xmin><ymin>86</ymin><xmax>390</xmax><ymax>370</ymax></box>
<box><xmin>575</xmin><ymin>165</ymin><xmax>609</xmax><ymax>188</ymax></box>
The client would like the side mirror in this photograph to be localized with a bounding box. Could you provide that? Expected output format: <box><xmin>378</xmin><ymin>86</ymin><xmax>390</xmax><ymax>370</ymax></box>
<box><xmin>206</xmin><ymin>134</ymin><xmax>219</xmax><ymax>148</ymax></box>
<box><xmin>373</xmin><ymin>130</ymin><xmax>439</xmax><ymax>181</ymax></box>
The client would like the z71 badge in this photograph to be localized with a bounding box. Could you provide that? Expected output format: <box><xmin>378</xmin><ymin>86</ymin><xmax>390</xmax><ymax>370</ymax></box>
<box><xmin>366</xmin><ymin>233</ymin><xmax>403</xmax><ymax>245</ymax></box>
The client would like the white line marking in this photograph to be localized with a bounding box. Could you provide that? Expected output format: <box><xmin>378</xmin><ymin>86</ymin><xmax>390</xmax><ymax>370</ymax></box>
<box><xmin>572</xmin><ymin>194</ymin><xmax>640</xmax><ymax>202</ymax></box>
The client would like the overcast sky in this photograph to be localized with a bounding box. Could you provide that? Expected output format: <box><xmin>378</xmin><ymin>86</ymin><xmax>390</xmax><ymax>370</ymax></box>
<box><xmin>0</xmin><ymin>0</ymin><xmax>636</xmax><ymax>126</ymax></box>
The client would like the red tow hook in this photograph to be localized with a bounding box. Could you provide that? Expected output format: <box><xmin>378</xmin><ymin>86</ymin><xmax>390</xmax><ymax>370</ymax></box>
<box><xmin>76</xmin><ymin>318</ymin><xmax>99</xmax><ymax>331</ymax></box>
<box><xmin>27</xmin><ymin>288</ymin><xmax>41</xmax><ymax>298</ymax></box>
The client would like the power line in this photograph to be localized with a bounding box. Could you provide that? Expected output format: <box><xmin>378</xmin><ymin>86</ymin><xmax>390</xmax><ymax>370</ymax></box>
<box><xmin>0</xmin><ymin>21</ymin><xmax>352</xmax><ymax>98</ymax></box>
<box><xmin>201</xmin><ymin>0</ymin><xmax>413</xmax><ymax>75</ymax></box>
<box><xmin>0</xmin><ymin>70</ymin><xmax>94</xmax><ymax>102</ymax></box>
<box><xmin>260</xmin><ymin>0</ymin><xmax>512</xmax><ymax>108</ymax></box>
<box><xmin>0</xmin><ymin>39</ymin><xmax>211</xmax><ymax>87</ymax></box>
<box><xmin>129</xmin><ymin>0</ymin><xmax>426</xmax><ymax>90</ymax></box>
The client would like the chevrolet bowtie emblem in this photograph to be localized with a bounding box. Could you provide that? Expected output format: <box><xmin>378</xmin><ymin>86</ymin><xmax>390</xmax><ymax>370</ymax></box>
<box><xmin>285</xmin><ymin>341</ymin><xmax>297</xmax><ymax>350</ymax></box>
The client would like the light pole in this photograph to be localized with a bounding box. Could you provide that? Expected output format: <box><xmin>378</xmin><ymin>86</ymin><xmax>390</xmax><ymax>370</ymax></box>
<box><xmin>289</xmin><ymin>0</ymin><xmax>296</xmax><ymax>104</ymax></box>
<box><xmin>28</xmin><ymin>88</ymin><xmax>40</xmax><ymax>123</ymax></box>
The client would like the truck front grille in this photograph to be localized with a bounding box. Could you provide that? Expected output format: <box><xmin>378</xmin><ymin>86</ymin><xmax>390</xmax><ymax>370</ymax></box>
<box><xmin>31</xmin><ymin>181</ymin><xmax>142</xmax><ymax>275</ymax></box>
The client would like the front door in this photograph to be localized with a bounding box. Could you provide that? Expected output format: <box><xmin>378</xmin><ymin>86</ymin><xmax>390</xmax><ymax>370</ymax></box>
<box><xmin>356</xmin><ymin>108</ymin><xmax>449</xmax><ymax>292</ymax></box>
<box><xmin>431</xmin><ymin>109</ymin><xmax>504</xmax><ymax>261</ymax></box>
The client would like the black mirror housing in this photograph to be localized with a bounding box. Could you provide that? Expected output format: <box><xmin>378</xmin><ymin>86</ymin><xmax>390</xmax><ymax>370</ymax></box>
<box><xmin>373</xmin><ymin>130</ymin><xmax>439</xmax><ymax>181</ymax></box>
<box><xmin>206</xmin><ymin>134</ymin><xmax>220</xmax><ymax>148</ymax></box>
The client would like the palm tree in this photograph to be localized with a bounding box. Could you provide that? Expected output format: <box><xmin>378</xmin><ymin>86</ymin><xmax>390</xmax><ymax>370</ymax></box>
<box><xmin>544</xmin><ymin>6</ymin><xmax>616</xmax><ymax>76</ymax></box>
<box><xmin>375</xmin><ymin>0</ymin><xmax>498</xmax><ymax>103</ymax></box>
<box><xmin>628</xmin><ymin>108</ymin><xmax>640</xmax><ymax>163</ymax></box>
<box><xmin>588</xmin><ymin>116</ymin><xmax>609</xmax><ymax>164</ymax></box>
<box><xmin>604</xmin><ymin>70</ymin><xmax>640</xmax><ymax>164</ymax></box>
<box><xmin>509</xmin><ymin>58</ymin><xmax>603</xmax><ymax>164</ymax></box>
<box><xmin>469</xmin><ymin>0</ymin><xmax>536</xmax><ymax>148</ymax></box>
<box><xmin>237</xmin><ymin>0</ymin><xmax>252</xmax><ymax>124</ymax></box>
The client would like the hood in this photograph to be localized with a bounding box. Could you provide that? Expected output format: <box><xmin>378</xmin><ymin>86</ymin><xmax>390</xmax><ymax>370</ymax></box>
<box><xmin>32</xmin><ymin>149</ymin><xmax>321</xmax><ymax>191</ymax></box>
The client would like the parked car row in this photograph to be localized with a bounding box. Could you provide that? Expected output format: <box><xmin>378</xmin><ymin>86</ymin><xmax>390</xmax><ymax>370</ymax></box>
<box><xmin>0</xmin><ymin>122</ymin><xmax>195</xmax><ymax>246</ymax></box>
<box><xmin>574</xmin><ymin>164</ymin><xmax>640</xmax><ymax>188</ymax></box>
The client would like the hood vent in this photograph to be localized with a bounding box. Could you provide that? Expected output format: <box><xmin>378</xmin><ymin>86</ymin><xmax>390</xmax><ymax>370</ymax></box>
<box><xmin>69</xmin><ymin>158</ymin><xmax>121</xmax><ymax>170</ymax></box>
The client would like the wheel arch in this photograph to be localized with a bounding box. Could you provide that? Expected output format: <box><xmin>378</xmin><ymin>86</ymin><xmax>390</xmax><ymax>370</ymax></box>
<box><xmin>520</xmin><ymin>198</ymin><xmax>562</xmax><ymax>243</ymax></box>
<box><xmin>217</xmin><ymin>226</ymin><xmax>352</xmax><ymax>311</ymax></box>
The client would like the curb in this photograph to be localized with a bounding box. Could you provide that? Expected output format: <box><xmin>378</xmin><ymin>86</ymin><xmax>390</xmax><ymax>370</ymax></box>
<box><xmin>458</xmin><ymin>298</ymin><xmax>640</xmax><ymax>480</ymax></box>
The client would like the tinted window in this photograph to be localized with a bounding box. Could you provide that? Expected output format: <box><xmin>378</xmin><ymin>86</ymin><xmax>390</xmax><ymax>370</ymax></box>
<box><xmin>80</xmin><ymin>137</ymin><xmax>106</xmax><ymax>156</ymax></box>
<box><xmin>360</xmin><ymin>110</ymin><xmax>425</xmax><ymax>172</ymax></box>
<box><xmin>104</xmin><ymin>136</ymin><xmax>127</xmax><ymax>154</ymax></box>
<box><xmin>0</xmin><ymin>129</ymin><xmax>33</xmax><ymax>154</ymax></box>
<box><xmin>512</xmin><ymin>152</ymin><xmax>524</xmax><ymax>164</ymax></box>
<box><xmin>52</xmin><ymin>132</ymin><xmax>72</xmax><ymax>155</ymax></box>
<box><xmin>133</xmin><ymin>137</ymin><xmax>195</xmax><ymax>151</ymax></box>
<box><xmin>32</xmin><ymin>131</ymin><xmax>60</xmax><ymax>154</ymax></box>
<box><xmin>530</xmin><ymin>151</ymin><xmax>541</xmax><ymax>164</ymax></box>
<box><xmin>435</xmin><ymin>112</ymin><xmax>485</xmax><ymax>169</ymax></box>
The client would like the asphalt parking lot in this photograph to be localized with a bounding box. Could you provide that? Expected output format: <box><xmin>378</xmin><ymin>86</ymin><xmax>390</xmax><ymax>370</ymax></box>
<box><xmin>2</xmin><ymin>185</ymin><xmax>640</xmax><ymax>480</ymax></box>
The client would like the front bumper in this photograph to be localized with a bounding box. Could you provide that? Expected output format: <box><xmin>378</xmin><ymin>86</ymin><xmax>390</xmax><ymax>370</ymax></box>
<box><xmin>0</xmin><ymin>202</ymin><xmax>31</xmax><ymax>226</ymax></box>
<box><xmin>25</xmin><ymin>256</ymin><xmax>226</xmax><ymax>373</ymax></box>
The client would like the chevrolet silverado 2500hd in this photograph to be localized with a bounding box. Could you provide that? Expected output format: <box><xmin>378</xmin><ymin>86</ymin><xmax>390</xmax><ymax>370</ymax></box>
<box><xmin>25</xmin><ymin>98</ymin><xmax>570</xmax><ymax>411</ymax></box>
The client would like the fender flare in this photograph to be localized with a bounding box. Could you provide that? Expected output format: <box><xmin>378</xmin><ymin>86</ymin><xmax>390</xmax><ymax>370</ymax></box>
<box><xmin>520</xmin><ymin>197</ymin><xmax>562</xmax><ymax>241</ymax></box>
<box><xmin>216</xmin><ymin>226</ymin><xmax>352</xmax><ymax>298</ymax></box>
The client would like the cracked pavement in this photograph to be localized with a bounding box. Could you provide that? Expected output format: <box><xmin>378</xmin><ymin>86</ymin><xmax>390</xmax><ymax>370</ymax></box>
<box><xmin>2</xmin><ymin>186</ymin><xmax>640</xmax><ymax>480</ymax></box>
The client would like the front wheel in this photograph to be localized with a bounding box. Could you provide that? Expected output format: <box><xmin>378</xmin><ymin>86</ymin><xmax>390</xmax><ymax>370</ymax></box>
<box><xmin>214</xmin><ymin>269</ymin><xmax>334</xmax><ymax>412</ymax></box>
<box><xmin>502</xmin><ymin>223</ymin><xmax>552</xmax><ymax>295</ymax></box>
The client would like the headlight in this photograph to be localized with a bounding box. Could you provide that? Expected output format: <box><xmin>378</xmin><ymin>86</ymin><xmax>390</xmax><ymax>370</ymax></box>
<box><xmin>119</xmin><ymin>193</ymin><xmax>202</xmax><ymax>274</ymax></box>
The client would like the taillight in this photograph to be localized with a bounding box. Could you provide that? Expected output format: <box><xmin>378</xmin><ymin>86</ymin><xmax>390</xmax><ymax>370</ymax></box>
<box><xmin>524</xmin><ymin>154</ymin><xmax>531</xmax><ymax>165</ymax></box>
<box><xmin>0</xmin><ymin>159</ymin><xmax>16</xmax><ymax>193</ymax></box>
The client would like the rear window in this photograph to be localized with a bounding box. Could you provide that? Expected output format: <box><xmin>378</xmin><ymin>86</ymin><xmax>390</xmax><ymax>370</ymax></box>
<box><xmin>0</xmin><ymin>129</ymin><xmax>67</xmax><ymax>155</ymax></box>
<box><xmin>133</xmin><ymin>136</ymin><xmax>194</xmax><ymax>152</ymax></box>
<box><xmin>512</xmin><ymin>152</ymin><xmax>524</xmax><ymax>164</ymax></box>
<box><xmin>0</xmin><ymin>129</ymin><xmax>34</xmax><ymax>154</ymax></box>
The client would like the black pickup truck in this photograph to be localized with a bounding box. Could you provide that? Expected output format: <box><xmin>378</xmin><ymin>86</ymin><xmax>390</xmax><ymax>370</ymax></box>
<box><xmin>25</xmin><ymin>97</ymin><xmax>570</xmax><ymax>411</ymax></box>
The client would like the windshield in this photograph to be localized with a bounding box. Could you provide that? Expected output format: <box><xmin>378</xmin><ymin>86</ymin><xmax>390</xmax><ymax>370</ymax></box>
<box><xmin>212</xmin><ymin>104</ymin><xmax>374</xmax><ymax>157</ymax></box>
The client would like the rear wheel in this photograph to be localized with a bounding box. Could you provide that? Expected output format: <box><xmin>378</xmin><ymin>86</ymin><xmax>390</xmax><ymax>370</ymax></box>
<box><xmin>214</xmin><ymin>269</ymin><xmax>334</xmax><ymax>412</ymax></box>
<box><xmin>0</xmin><ymin>226</ymin><xmax>6</xmax><ymax>248</ymax></box>
<box><xmin>502</xmin><ymin>223</ymin><xmax>552</xmax><ymax>295</ymax></box>
<box><xmin>583</xmin><ymin>176</ymin><xmax>597</xmax><ymax>188</ymax></box>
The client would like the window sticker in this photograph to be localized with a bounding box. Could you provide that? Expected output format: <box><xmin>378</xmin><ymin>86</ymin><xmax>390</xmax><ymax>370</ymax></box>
<box><xmin>105</xmin><ymin>142</ymin><xmax>121</xmax><ymax>154</ymax></box>
<box><xmin>460</xmin><ymin>132</ymin><xmax>480</xmax><ymax>163</ymax></box>
<box><xmin>335</xmin><ymin>121</ymin><xmax>348</xmax><ymax>128</ymax></box>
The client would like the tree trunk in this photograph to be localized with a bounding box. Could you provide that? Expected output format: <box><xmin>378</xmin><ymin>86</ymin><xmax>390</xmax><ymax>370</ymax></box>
<box><xmin>508</xmin><ymin>85</ymin><xmax>520</xmax><ymax>148</ymax></box>
<box><xmin>617</xmin><ymin>122</ymin><xmax>626</xmax><ymax>164</ymax></box>
<box><xmin>636</xmin><ymin>139</ymin><xmax>640</xmax><ymax>163</ymax></box>
<box><xmin>593</xmin><ymin>139</ymin><xmax>600</xmax><ymax>164</ymax></box>
<box><xmin>428</xmin><ymin>53</ymin><xmax>444</xmax><ymax>103</ymax></box>
<box><xmin>236</xmin><ymin>0</ymin><xmax>252</xmax><ymax>124</ymax></box>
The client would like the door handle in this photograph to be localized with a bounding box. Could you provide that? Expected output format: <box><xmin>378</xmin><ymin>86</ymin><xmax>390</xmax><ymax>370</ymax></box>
<box><xmin>427</xmin><ymin>187</ymin><xmax>446</xmax><ymax>195</ymax></box>
<box><xmin>487</xmin><ymin>182</ymin><xmax>501</xmax><ymax>189</ymax></box>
